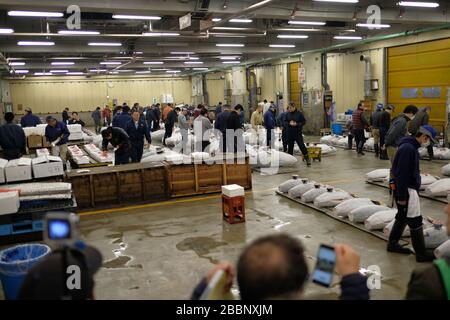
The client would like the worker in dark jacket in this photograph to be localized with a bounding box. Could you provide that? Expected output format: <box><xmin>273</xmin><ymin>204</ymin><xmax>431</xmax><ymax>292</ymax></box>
<box><xmin>20</xmin><ymin>108</ymin><xmax>41</xmax><ymax>127</ymax></box>
<box><xmin>226</xmin><ymin>105</ymin><xmax>244</xmax><ymax>154</ymax></box>
<box><xmin>0</xmin><ymin>112</ymin><xmax>26</xmax><ymax>160</ymax></box>
<box><xmin>101</xmin><ymin>126</ymin><xmax>131</xmax><ymax>165</ymax></box>
<box><xmin>163</xmin><ymin>107</ymin><xmax>180</xmax><ymax>146</ymax></box>
<box><xmin>68</xmin><ymin>112</ymin><xmax>85</xmax><ymax>127</ymax></box>
<box><xmin>191</xmin><ymin>234</ymin><xmax>369</xmax><ymax>300</ymax></box>
<box><xmin>406</xmin><ymin>203</ymin><xmax>450</xmax><ymax>300</ymax></box>
<box><xmin>45</xmin><ymin>116</ymin><xmax>70</xmax><ymax>161</ymax></box>
<box><xmin>215</xmin><ymin>105</ymin><xmax>231</xmax><ymax>153</ymax></box>
<box><xmin>284</xmin><ymin>103</ymin><xmax>310</xmax><ymax>166</ymax></box>
<box><xmin>62</xmin><ymin>107</ymin><xmax>69</xmax><ymax>124</ymax></box>
<box><xmin>379</xmin><ymin>105</ymin><xmax>393</xmax><ymax>160</ymax></box>
<box><xmin>264</xmin><ymin>105</ymin><xmax>277</xmax><ymax>148</ymax></box>
<box><xmin>126</xmin><ymin>110</ymin><xmax>151</xmax><ymax>163</ymax></box>
<box><xmin>370</xmin><ymin>104</ymin><xmax>383</xmax><ymax>158</ymax></box>
<box><xmin>276</xmin><ymin>111</ymin><xmax>288</xmax><ymax>153</ymax></box>
<box><xmin>409</xmin><ymin>107</ymin><xmax>433</xmax><ymax>160</ymax></box>
<box><xmin>112</xmin><ymin>106</ymin><xmax>132</xmax><ymax>131</ymax></box>
<box><xmin>91</xmin><ymin>107</ymin><xmax>102</xmax><ymax>134</ymax></box>
<box><xmin>145</xmin><ymin>105</ymin><xmax>158</xmax><ymax>132</ymax></box>
<box><xmin>385</xmin><ymin>105</ymin><xmax>418</xmax><ymax>165</ymax></box>
<box><xmin>352</xmin><ymin>102</ymin><xmax>370</xmax><ymax>156</ymax></box>
<box><xmin>388</xmin><ymin>125</ymin><xmax>438</xmax><ymax>262</ymax></box>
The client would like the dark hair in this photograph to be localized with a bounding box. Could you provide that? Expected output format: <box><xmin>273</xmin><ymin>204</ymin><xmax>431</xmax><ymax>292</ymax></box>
<box><xmin>122</xmin><ymin>106</ymin><xmax>130</xmax><ymax>113</ymax></box>
<box><xmin>131</xmin><ymin>109</ymin><xmax>140</xmax><ymax>115</ymax></box>
<box><xmin>237</xmin><ymin>234</ymin><xmax>309</xmax><ymax>300</ymax></box>
<box><xmin>117</xmin><ymin>106</ymin><xmax>123</xmax><ymax>111</ymax></box>
<box><xmin>197</xmin><ymin>104</ymin><xmax>204</xmax><ymax>109</ymax></box>
<box><xmin>234</xmin><ymin>104</ymin><xmax>244</xmax><ymax>111</ymax></box>
<box><xmin>4</xmin><ymin>112</ymin><xmax>14</xmax><ymax>122</ymax></box>
<box><xmin>101</xmin><ymin>127</ymin><xmax>112</xmax><ymax>138</ymax></box>
<box><xmin>96</xmin><ymin>107</ymin><xmax>100</xmax><ymax>110</ymax></box>
<box><xmin>174</xmin><ymin>107</ymin><xmax>181</xmax><ymax>112</ymax></box>
<box><xmin>264</xmin><ymin>99</ymin><xmax>268</xmax><ymax>103</ymax></box>
<box><xmin>403</xmin><ymin>105</ymin><xmax>418</xmax><ymax>115</ymax></box>
<box><xmin>72</xmin><ymin>112</ymin><xmax>78</xmax><ymax>116</ymax></box>
<box><xmin>200</xmin><ymin>108</ymin><xmax>208</xmax><ymax>116</ymax></box>
<box><xmin>357</xmin><ymin>102</ymin><xmax>363</xmax><ymax>108</ymax></box>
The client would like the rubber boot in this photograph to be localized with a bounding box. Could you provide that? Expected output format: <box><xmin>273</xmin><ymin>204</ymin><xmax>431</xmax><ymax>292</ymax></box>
<box><xmin>374</xmin><ymin>144</ymin><xmax>379</xmax><ymax>158</ymax></box>
<box><xmin>304</xmin><ymin>155</ymin><xmax>311</xmax><ymax>167</ymax></box>
<box><xmin>387</xmin><ymin>220</ymin><xmax>413</xmax><ymax>254</ymax></box>
<box><xmin>410</xmin><ymin>226</ymin><xmax>435</xmax><ymax>262</ymax></box>
<box><xmin>380</xmin><ymin>149</ymin><xmax>389</xmax><ymax>160</ymax></box>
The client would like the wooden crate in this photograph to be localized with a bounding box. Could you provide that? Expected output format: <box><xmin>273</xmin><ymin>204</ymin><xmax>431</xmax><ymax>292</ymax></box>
<box><xmin>66</xmin><ymin>162</ymin><xmax>169</xmax><ymax>209</ymax></box>
<box><xmin>166</xmin><ymin>155</ymin><xmax>252</xmax><ymax>197</ymax></box>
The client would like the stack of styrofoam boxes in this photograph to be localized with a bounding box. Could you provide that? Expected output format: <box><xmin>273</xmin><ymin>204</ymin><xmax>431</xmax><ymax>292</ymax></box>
<box><xmin>67</xmin><ymin>124</ymin><xmax>83</xmax><ymax>141</ymax></box>
<box><xmin>32</xmin><ymin>155</ymin><xmax>64</xmax><ymax>179</ymax></box>
<box><xmin>0</xmin><ymin>191</ymin><xmax>20</xmax><ymax>215</ymax></box>
<box><xmin>68</xmin><ymin>145</ymin><xmax>90</xmax><ymax>165</ymax></box>
<box><xmin>0</xmin><ymin>158</ymin><xmax>8</xmax><ymax>184</ymax></box>
<box><xmin>5</xmin><ymin>157</ymin><xmax>33</xmax><ymax>183</ymax></box>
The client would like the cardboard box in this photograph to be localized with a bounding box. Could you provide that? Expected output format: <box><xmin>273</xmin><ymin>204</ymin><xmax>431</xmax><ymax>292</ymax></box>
<box><xmin>36</xmin><ymin>148</ymin><xmax>50</xmax><ymax>157</ymax></box>
<box><xmin>222</xmin><ymin>184</ymin><xmax>245</xmax><ymax>197</ymax></box>
<box><xmin>32</xmin><ymin>155</ymin><xmax>64</xmax><ymax>179</ymax></box>
<box><xmin>27</xmin><ymin>135</ymin><xmax>43</xmax><ymax>148</ymax></box>
<box><xmin>0</xmin><ymin>158</ymin><xmax>8</xmax><ymax>184</ymax></box>
<box><xmin>5</xmin><ymin>158</ymin><xmax>32</xmax><ymax>182</ymax></box>
<box><xmin>0</xmin><ymin>191</ymin><xmax>20</xmax><ymax>215</ymax></box>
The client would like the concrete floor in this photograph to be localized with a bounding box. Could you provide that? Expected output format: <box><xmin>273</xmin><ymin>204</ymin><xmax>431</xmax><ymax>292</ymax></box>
<box><xmin>1</xmin><ymin>138</ymin><xmax>447</xmax><ymax>300</ymax></box>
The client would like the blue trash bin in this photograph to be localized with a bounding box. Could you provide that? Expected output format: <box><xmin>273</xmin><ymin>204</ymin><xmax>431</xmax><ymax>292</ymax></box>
<box><xmin>0</xmin><ymin>244</ymin><xmax>51</xmax><ymax>300</ymax></box>
<box><xmin>331</xmin><ymin>123</ymin><xmax>343</xmax><ymax>135</ymax></box>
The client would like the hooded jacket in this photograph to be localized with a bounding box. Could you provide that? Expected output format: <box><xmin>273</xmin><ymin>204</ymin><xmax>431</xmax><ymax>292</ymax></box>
<box><xmin>391</xmin><ymin>136</ymin><xmax>421</xmax><ymax>201</ymax></box>
<box><xmin>385</xmin><ymin>114</ymin><xmax>410</xmax><ymax>147</ymax></box>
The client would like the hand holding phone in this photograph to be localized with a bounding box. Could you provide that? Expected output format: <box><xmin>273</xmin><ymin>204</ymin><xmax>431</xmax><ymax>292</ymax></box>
<box><xmin>335</xmin><ymin>244</ymin><xmax>360</xmax><ymax>277</ymax></box>
<box><xmin>312</xmin><ymin>244</ymin><xmax>336</xmax><ymax>287</ymax></box>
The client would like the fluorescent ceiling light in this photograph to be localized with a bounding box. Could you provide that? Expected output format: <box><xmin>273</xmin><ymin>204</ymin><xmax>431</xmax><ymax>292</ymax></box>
<box><xmin>313</xmin><ymin>0</ymin><xmax>358</xmax><ymax>3</ymax></box>
<box><xmin>8</xmin><ymin>11</ymin><xmax>63</xmax><ymax>17</ymax></box>
<box><xmin>247</xmin><ymin>0</ymin><xmax>273</xmax><ymax>9</ymax></box>
<box><xmin>66</xmin><ymin>72</ymin><xmax>84</xmax><ymax>75</ymax></box>
<box><xmin>134</xmin><ymin>51</ymin><xmax>143</xmax><ymax>54</ymax></box>
<box><xmin>216</xmin><ymin>43</ymin><xmax>245</xmax><ymax>47</ymax></box>
<box><xmin>398</xmin><ymin>1</ymin><xmax>439</xmax><ymax>8</ymax></box>
<box><xmin>18</xmin><ymin>41</ymin><xmax>55</xmax><ymax>46</ymax></box>
<box><xmin>136</xmin><ymin>70</ymin><xmax>151</xmax><ymax>74</ymax></box>
<box><xmin>269</xmin><ymin>44</ymin><xmax>296</xmax><ymax>48</ymax></box>
<box><xmin>0</xmin><ymin>28</ymin><xmax>14</xmax><ymax>34</ymax></box>
<box><xmin>100</xmin><ymin>61</ymin><xmax>122</xmax><ymax>65</ymax></box>
<box><xmin>193</xmin><ymin>68</ymin><xmax>209</xmax><ymax>70</ymax></box>
<box><xmin>356</xmin><ymin>23</ymin><xmax>391</xmax><ymax>28</ymax></box>
<box><xmin>220</xmin><ymin>56</ymin><xmax>240</xmax><ymax>60</ymax></box>
<box><xmin>51</xmin><ymin>62</ymin><xmax>75</xmax><ymax>65</ymax></box>
<box><xmin>34</xmin><ymin>72</ymin><xmax>52</xmax><ymax>76</ymax></box>
<box><xmin>212</xmin><ymin>26</ymin><xmax>252</xmax><ymax>31</ymax></box>
<box><xmin>334</xmin><ymin>35</ymin><xmax>362</xmax><ymax>40</ymax></box>
<box><xmin>88</xmin><ymin>42</ymin><xmax>122</xmax><ymax>46</ymax></box>
<box><xmin>346</xmin><ymin>29</ymin><xmax>356</xmax><ymax>32</ymax></box>
<box><xmin>188</xmin><ymin>57</ymin><xmax>200</xmax><ymax>60</ymax></box>
<box><xmin>288</xmin><ymin>21</ymin><xmax>326</xmax><ymax>26</ymax></box>
<box><xmin>12</xmin><ymin>70</ymin><xmax>29</xmax><ymax>74</ymax></box>
<box><xmin>230</xmin><ymin>19</ymin><xmax>253</xmax><ymax>23</ymax></box>
<box><xmin>143</xmin><ymin>61</ymin><xmax>164</xmax><ymax>65</ymax></box>
<box><xmin>89</xmin><ymin>69</ymin><xmax>107</xmax><ymax>72</ymax></box>
<box><xmin>223</xmin><ymin>61</ymin><xmax>240</xmax><ymax>64</ymax></box>
<box><xmin>109</xmin><ymin>71</ymin><xmax>119</xmax><ymax>74</ymax></box>
<box><xmin>213</xmin><ymin>35</ymin><xmax>247</xmax><ymax>38</ymax></box>
<box><xmin>58</xmin><ymin>30</ymin><xmax>100</xmax><ymax>35</ymax></box>
<box><xmin>9</xmin><ymin>62</ymin><xmax>25</xmax><ymax>66</ymax></box>
<box><xmin>112</xmin><ymin>14</ymin><xmax>161</xmax><ymax>20</ymax></box>
<box><xmin>50</xmin><ymin>57</ymin><xmax>85</xmax><ymax>60</ymax></box>
<box><xmin>212</xmin><ymin>18</ymin><xmax>222</xmax><ymax>22</ymax></box>
<box><xmin>166</xmin><ymin>70</ymin><xmax>181</xmax><ymax>73</ymax></box>
<box><xmin>184</xmin><ymin>61</ymin><xmax>203</xmax><ymax>64</ymax></box>
<box><xmin>277</xmin><ymin>34</ymin><xmax>309</xmax><ymax>39</ymax></box>
<box><xmin>152</xmin><ymin>69</ymin><xmax>169</xmax><ymax>71</ymax></box>
<box><xmin>116</xmin><ymin>70</ymin><xmax>133</xmax><ymax>72</ymax></box>
<box><xmin>171</xmin><ymin>52</ymin><xmax>195</xmax><ymax>54</ymax></box>
<box><xmin>276</xmin><ymin>28</ymin><xmax>323</xmax><ymax>32</ymax></box>
<box><xmin>142</xmin><ymin>32</ymin><xmax>180</xmax><ymax>36</ymax></box>
<box><xmin>50</xmin><ymin>70</ymin><xmax>69</xmax><ymax>73</ymax></box>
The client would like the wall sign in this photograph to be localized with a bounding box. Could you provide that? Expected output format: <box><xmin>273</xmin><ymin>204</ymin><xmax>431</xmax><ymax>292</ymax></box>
<box><xmin>422</xmin><ymin>87</ymin><xmax>441</xmax><ymax>98</ymax></box>
<box><xmin>401</xmin><ymin>88</ymin><xmax>418</xmax><ymax>99</ymax></box>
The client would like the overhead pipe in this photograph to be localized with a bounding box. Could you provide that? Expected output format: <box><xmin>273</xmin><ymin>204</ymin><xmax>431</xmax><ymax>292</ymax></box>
<box><xmin>321</xmin><ymin>53</ymin><xmax>330</xmax><ymax>91</ymax></box>
<box><xmin>360</xmin><ymin>55</ymin><xmax>372</xmax><ymax>98</ymax></box>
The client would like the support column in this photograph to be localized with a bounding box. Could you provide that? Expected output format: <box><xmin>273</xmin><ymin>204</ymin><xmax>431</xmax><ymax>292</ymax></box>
<box><xmin>191</xmin><ymin>75</ymin><xmax>204</xmax><ymax>106</ymax></box>
<box><xmin>231</xmin><ymin>67</ymin><xmax>247</xmax><ymax>107</ymax></box>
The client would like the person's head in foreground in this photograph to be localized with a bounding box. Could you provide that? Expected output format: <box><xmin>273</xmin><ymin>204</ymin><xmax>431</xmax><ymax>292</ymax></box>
<box><xmin>288</xmin><ymin>102</ymin><xmax>296</xmax><ymax>112</ymax></box>
<box><xmin>45</xmin><ymin>116</ymin><xmax>57</xmax><ymax>127</ymax></box>
<box><xmin>416</xmin><ymin>125</ymin><xmax>438</xmax><ymax>148</ymax></box>
<box><xmin>403</xmin><ymin>105</ymin><xmax>418</xmax><ymax>120</ymax></box>
<box><xmin>4</xmin><ymin>112</ymin><xmax>14</xmax><ymax>123</ymax></box>
<box><xmin>18</xmin><ymin>245</ymin><xmax>102</xmax><ymax>300</ymax></box>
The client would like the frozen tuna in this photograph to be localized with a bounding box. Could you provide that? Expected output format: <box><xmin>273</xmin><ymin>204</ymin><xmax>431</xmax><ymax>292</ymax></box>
<box><xmin>366</xmin><ymin>169</ymin><xmax>390</xmax><ymax>182</ymax></box>
<box><xmin>424</xmin><ymin>225</ymin><xmax>449</xmax><ymax>249</ymax></box>
<box><xmin>313</xmin><ymin>188</ymin><xmax>352</xmax><ymax>208</ymax></box>
<box><xmin>424</xmin><ymin>178</ymin><xmax>450</xmax><ymax>197</ymax></box>
<box><xmin>420</xmin><ymin>174</ymin><xmax>438</xmax><ymax>190</ymax></box>
<box><xmin>348</xmin><ymin>205</ymin><xmax>391</xmax><ymax>223</ymax></box>
<box><xmin>334</xmin><ymin>198</ymin><xmax>374</xmax><ymax>217</ymax></box>
<box><xmin>278</xmin><ymin>175</ymin><xmax>302</xmax><ymax>193</ymax></box>
<box><xmin>288</xmin><ymin>179</ymin><xmax>316</xmax><ymax>198</ymax></box>
<box><xmin>301</xmin><ymin>184</ymin><xmax>327</xmax><ymax>203</ymax></box>
<box><xmin>441</xmin><ymin>163</ymin><xmax>450</xmax><ymax>177</ymax></box>
<box><xmin>434</xmin><ymin>239</ymin><xmax>450</xmax><ymax>258</ymax></box>
<box><xmin>364</xmin><ymin>209</ymin><xmax>397</xmax><ymax>230</ymax></box>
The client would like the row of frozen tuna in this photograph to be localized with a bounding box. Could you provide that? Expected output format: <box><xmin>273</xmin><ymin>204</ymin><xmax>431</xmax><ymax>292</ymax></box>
<box><xmin>366</xmin><ymin>169</ymin><xmax>450</xmax><ymax>197</ymax></box>
<box><xmin>278</xmin><ymin>175</ymin><xmax>450</xmax><ymax>255</ymax></box>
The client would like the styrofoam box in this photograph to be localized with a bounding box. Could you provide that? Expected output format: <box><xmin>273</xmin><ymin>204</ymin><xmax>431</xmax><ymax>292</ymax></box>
<box><xmin>67</xmin><ymin>124</ymin><xmax>83</xmax><ymax>133</ymax></box>
<box><xmin>5</xmin><ymin>158</ymin><xmax>33</xmax><ymax>183</ymax></box>
<box><xmin>36</xmin><ymin>148</ymin><xmax>50</xmax><ymax>157</ymax></box>
<box><xmin>222</xmin><ymin>184</ymin><xmax>245</xmax><ymax>197</ymax></box>
<box><xmin>0</xmin><ymin>191</ymin><xmax>20</xmax><ymax>215</ymax></box>
<box><xmin>68</xmin><ymin>132</ymin><xmax>84</xmax><ymax>141</ymax></box>
<box><xmin>32</xmin><ymin>155</ymin><xmax>64</xmax><ymax>179</ymax></box>
<box><xmin>0</xmin><ymin>158</ymin><xmax>8</xmax><ymax>184</ymax></box>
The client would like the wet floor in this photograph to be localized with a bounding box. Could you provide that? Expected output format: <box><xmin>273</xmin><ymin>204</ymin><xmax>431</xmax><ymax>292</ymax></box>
<box><xmin>1</xmin><ymin>138</ymin><xmax>447</xmax><ymax>300</ymax></box>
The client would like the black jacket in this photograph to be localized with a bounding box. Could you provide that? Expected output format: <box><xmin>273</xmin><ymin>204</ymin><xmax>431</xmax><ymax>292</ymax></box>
<box><xmin>385</xmin><ymin>114</ymin><xmax>410</xmax><ymax>147</ymax></box>
<box><xmin>284</xmin><ymin>110</ymin><xmax>306</xmax><ymax>131</ymax></box>
<box><xmin>0</xmin><ymin>122</ymin><xmax>26</xmax><ymax>151</ymax></box>
<box><xmin>391</xmin><ymin>136</ymin><xmax>421</xmax><ymax>201</ymax></box>
<box><xmin>68</xmin><ymin>119</ymin><xmax>85</xmax><ymax>127</ymax></box>
<box><xmin>102</xmin><ymin>127</ymin><xmax>131</xmax><ymax>152</ymax></box>
<box><xmin>227</xmin><ymin>111</ymin><xmax>242</xmax><ymax>131</ymax></box>
<box><xmin>166</xmin><ymin>110</ymin><xmax>178</xmax><ymax>127</ymax></box>
<box><xmin>370</xmin><ymin>110</ymin><xmax>382</xmax><ymax>129</ymax></box>
<box><xmin>62</xmin><ymin>110</ymin><xmax>69</xmax><ymax>122</ymax></box>
<box><xmin>379</xmin><ymin>111</ymin><xmax>391</xmax><ymax>129</ymax></box>
<box><xmin>406</xmin><ymin>257</ymin><xmax>449</xmax><ymax>300</ymax></box>
<box><xmin>126</xmin><ymin>120</ymin><xmax>151</xmax><ymax>145</ymax></box>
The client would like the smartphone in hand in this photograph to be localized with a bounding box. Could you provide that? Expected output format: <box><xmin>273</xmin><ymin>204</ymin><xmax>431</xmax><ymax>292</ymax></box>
<box><xmin>312</xmin><ymin>244</ymin><xmax>336</xmax><ymax>287</ymax></box>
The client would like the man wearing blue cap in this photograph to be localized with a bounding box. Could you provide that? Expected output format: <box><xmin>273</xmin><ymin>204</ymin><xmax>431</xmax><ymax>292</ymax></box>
<box><xmin>387</xmin><ymin>124</ymin><xmax>438</xmax><ymax>262</ymax></box>
<box><xmin>370</xmin><ymin>103</ymin><xmax>384</xmax><ymax>158</ymax></box>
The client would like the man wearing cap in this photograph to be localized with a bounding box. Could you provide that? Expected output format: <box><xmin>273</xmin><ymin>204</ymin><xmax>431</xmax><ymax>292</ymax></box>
<box><xmin>45</xmin><ymin>116</ymin><xmax>70</xmax><ymax>162</ymax></box>
<box><xmin>18</xmin><ymin>245</ymin><xmax>102</xmax><ymax>300</ymax></box>
<box><xmin>264</xmin><ymin>104</ymin><xmax>277</xmax><ymax>148</ymax></box>
<box><xmin>387</xmin><ymin>125</ymin><xmax>438</xmax><ymax>262</ymax></box>
<box><xmin>370</xmin><ymin>103</ymin><xmax>384</xmax><ymax>158</ymax></box>
<box><xmin>0</xmin><ymin>112</ymin><xmax>26</xmax><ymax>160</ymax></box>
<box><xmin>379</xmin><ymin>105</ymin><xmax>393</xmax><ymax>160</ymax></box>
<box><xmin>20</xmin><ymin>108</ymin><xmax>41</xmax><ymax>127</ymax></box>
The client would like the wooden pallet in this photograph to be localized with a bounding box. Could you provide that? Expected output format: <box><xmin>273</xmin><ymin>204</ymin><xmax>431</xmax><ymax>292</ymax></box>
<box><xmin>275</xmin><ymin>190</ymin><xmax>409</xmax><ymax>245</ymax></box>
<box><xmin>365</xmin><ymin>180</ymin><xmax>448</xmax><ymax>204</ymax></box>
